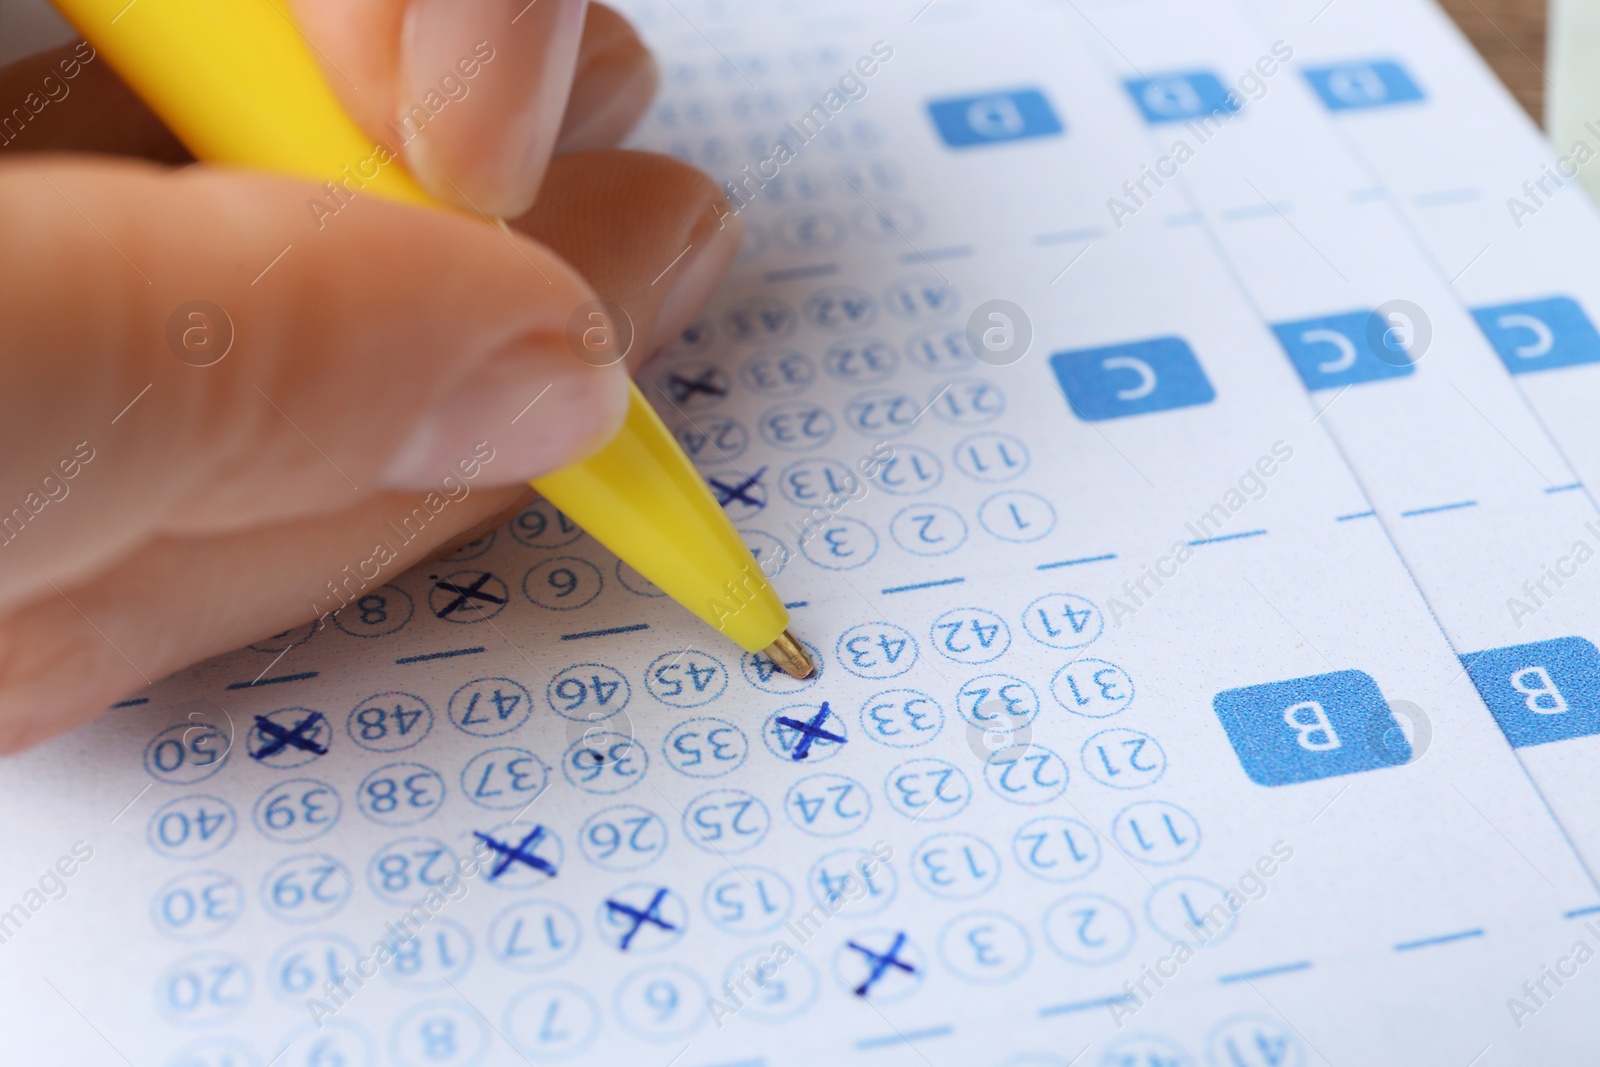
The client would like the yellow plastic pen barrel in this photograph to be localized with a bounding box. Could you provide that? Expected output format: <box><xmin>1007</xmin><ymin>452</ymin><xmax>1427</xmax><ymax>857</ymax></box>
<box><xmin>52</xmin><ymin>0</ymin><xmax>798</xmax><ymax>657</ymax></box>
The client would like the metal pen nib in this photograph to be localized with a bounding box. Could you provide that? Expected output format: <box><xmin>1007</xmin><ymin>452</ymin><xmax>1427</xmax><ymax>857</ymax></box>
<box><xmin>764</xmin><ymin>629</ymin><xmax>815</xmax><ymax>679</ymax></box>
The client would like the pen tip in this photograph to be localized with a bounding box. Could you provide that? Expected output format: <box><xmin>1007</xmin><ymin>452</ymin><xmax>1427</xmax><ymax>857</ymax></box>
<box><xmin>764</xmin><ymin>629</ymin><xmax>815</xmax><ymax>679</ymax></box>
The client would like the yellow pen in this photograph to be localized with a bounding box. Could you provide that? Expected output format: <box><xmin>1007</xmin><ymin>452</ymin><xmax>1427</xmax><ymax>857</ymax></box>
<box><xmin>51</xmin><ymin>0</ymin><xmax>815</xmax><ymax>678</ymax></box>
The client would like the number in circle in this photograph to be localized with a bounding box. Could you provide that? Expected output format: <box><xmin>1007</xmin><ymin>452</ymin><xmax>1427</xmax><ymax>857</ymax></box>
<box><xmin>613</xmin><ymin>963</ymin><xmax>708</xmax><ymax>1040</ymax></box>
<box><xmin>504</xmin><ymin>983</ymin><xmax>600</xmax><ymax>1060</ymax></box>
<box><xmin>546</xmin><ymin>663</ymin><xmax>630</xmax><ymax>722</ymax></box>
<box><xmin>358</xmin><ymin>763</ymin><xmax>445</xmax><ymax>827</ymax></box>
<box><xmin>488</xmin><ymin>899</ymin><xmax>582</xmax><ymax>972</ymax></box>
<box><xmin>383</xmin><ymin>919</ymin><xmax>474</xmax><ymax>991</ymax></box>
<box><xmin>824</xmin><ymin>337</ymin><xmax>898</xmax><ymax>384</ymax></box>
<box><xmin>984</xmin><ymin>744</ymin><xmax>1070</xmax><ymax>805</ymax></box>
<box><xmin>703</xmin><ymin>866</ymin><xmax>793</xmax><ymax>935</ymax></box>
<box><xmin>764</xmin><ymin>703</ymin><xmax>848</xmax><ymax>763</ymax></box>
<box><xmin>741</xmin><ymin>642</ymin><xmax>825</xmax><ymax>693</ymax></box>
<box><xmin>870</xmin><ymin>443</ymin><xmax>943</xmax><ymax>496</ymax></box>
<box><xmin>785</xmin><ymin>773</ymin><xmax>871</xmax><ymax>836</ymax></box>
<box><xmin>937</xmin><ymin>911</ymin><xmax>1032</xmax><ymax>985</ymax></box>
<box><xmin>1012</xmin><ymin>816</ymin><xmax>1102</xmax><ymax>884</ymax></box>
<box><xmin>254</xmin><ymin>779</ymin><xmax>341</xmax><ymax>843</ymax></box>
<box><xmin>156</xmin><ymin>951</ymin><xmax>252</xmax><ymax>1027</ymax></box>
<box><xmin>930</xmin><ymin>607</ymin><xmax>1010</xmax><ymax>664</ymax></box>
<box><xmin>509</xmin><ymin>499</ymin><xmax>584</xmax><ymax>549</ymax></box>
<box><xmin>957</xmin><ymin>673</ymin><xmax>1040</xmax><ymax>729</ymax></box>
<box><xmin>269</xmin><ymin>932</ymin><xmax>362</xmax><ymax>1001</ymax></box>
<box><xmin>144</xmin><ymin>721</ymin><xmax>231</xmax><ymax>785</ymax></box>
<box><xmin>389</xmin><ymin>999</ymin><xmax>487</xmax><ymax>1067</ymax></box>
<box><xmin>809</xmin><ymin>847</ymin><xmax>897</xmax><ymax>917</ymax></box>
<box><xmin>472</xmin><ymin>822</ymin><xmax>563</xmax><ymax>889</ymax></box>
<box><xmin>333</xmin><ymin>583</ymin><xmax>414</xmax><ymax>638</ymax></box>
<box><xmin>740</xmin><ymin>348</ymin><xmax>816</xmax><ymax>397</ymax></box>
<box><xmin>663</xmin><ymin>717</ymin><xmax>748</xmax><ymax>777</ymax></box>
<box><xmin>836</xmin><ymin>621</ymin><xmax>918</xmax><ymax>679</ymax></box>
<box><xmin>148</xmin><ymin>795</ymin><xmax>237</xmax><ymax>860</ymax></box>
<box><xmin>598</xmin><ymin>885</ymin><xmax>689</xmax><ymax>954</ymax></box>
<box><xmin>1023</xmin><ymin>593</ymin><xmax>1104</xmax><ymax>649</ymax></box>
<box><xmin>460</xmin><ymin>747</ymin><xmax>549</xmax><ymax>811</ymax></box>
<box><xmin>448</xmin><ymin>676</ymin><xmax>532</xmax><ymax>737</ymax></box>
<box><xmin>884</xmin><ymin>758</ymin><xmax>971</xmax><ymax>821</ymax></box>
<box><xmin>860</xmin><ymin>689</ymin><xmax>945</xmax><ymax>748</ymax></box>
<box><xmin>563</xmin><ymin>731</ymin><xmax>648</xmax><ymax>794</ymax></box>
<box><xmin>1043</xmin><ymin>892</ymin><xmax>1135</xmax><ymax>964</ymax></box>
<box><xmin>152</xmin><ymin>870</ymin><xmax>243</xmax><ymax>942</ymax></box>
<box><xmin>579</xmin><ymin>804</ymin><xmax>669</xmax><ymax>872</ymax></box>
<box><xmin>522</xmin><ymin>556</ymin><xmax>604</xmax><ymax>610</ymax></box>
<box><xmin>1051</xmin><ymin>659</ymin><xmax>1134</xmax><ymax>718</ymax></box>
<box><xmin>722</xmin><ymin>946</ymin><xmax>820</xmax><ymax>1023</ymax></box>
<box><xmin>912</xmin><ymin>832</ymin><xmax>1000</xmax><ymax>899</ymax></box>
<box><xmin>682</xmin><ymin>789</ymin><xmax>769</xmax><ymax>854</ymax></box>
<box><xmin>347</xmin><ymin>691</ymin><xmax>433</xmax><ymax>752</ymax></box>
<box><xmin>367</xmin><ymin>837</ymin><xmax>460</xmax><ymax>904</ymax></box>
<box><xmin>261</xmin><ymin>853</ymin><xmax>352</xmax><ymax>924</ymax></box>
<box><xmin>645</xmin><ymin>649</ymin><xmax>728</xmax><ymax>708</ymax></box>
<box><xmin>1082</xmin><ymin>728</ymin><xmax>1166</xmax><ymax>789</ymax></box>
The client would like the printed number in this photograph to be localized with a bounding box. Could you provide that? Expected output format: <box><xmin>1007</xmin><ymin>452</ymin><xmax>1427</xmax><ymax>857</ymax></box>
<box><xmin>366</xmin><ymin>837</ymin><xmax>459</xmax><ymax>903</ymax></box>
<box><xmin>1148</xmin><ymin>877</ymin><xmax>1238</xmax><ymax>944</ymax></box>
<box><xmin>247</xmin><ymin>708</ymin><xmax>332</xmax><ymax>769</ymax></box>
<box><xmin>932</xmin><ymin>377</ymin><xmax>1005</xmax><ymax>426</ymax></box>
<box><xmin>809</xmin><ymin>848</ymin><xmax>896</xmax><ymax>917</ymax></box>
<box><xmin>148</xmin><ymin>795</ymin><xmax>237</xmax><ymax>860</ymax></box>
<box><xmin>428</xmin><ymin>569</ymin><xmax>508</xmax><ymax>623</ymax></box>
<box><xmin>682</xmin><ymin>789</ymin><xmax>770</xmax><ymax>853</ymax></box>
<box><xmin>722</xmin><ymin>297</ymin><xmax>797</xmax><ymax>345</ymax></box>
<box><xmin>939</xmin><ymin>912</ymin><xmax>1032</xmax><ymax>985</ymax></box>
<box><xmin>843</xmin><ymin>389</ymin><xmax>921</xmax><ymax>437</ymax></box>
<box><xmin>870</xmin><ymin>444</ymin><xmax>943</xmax><ymax>496</ymax></box>
<box><xmin>978</xmin><ymin>489</ymin><xmax>1055</xmax><ymax>542</ymax></box>
<box><xmin>1042</xmin><ymin>892</ymin><xmax>1136</xmax><ymax>964</ymax></box>
<box><xmin>703</xmin><ymin>866</ymin><xmax>793</xmax><ymax>935</ymax></box>
<box><xmin>905</xmin><ymin>324</ymin><xmax>974</xmax><ymax>371</ymax></box>
<box><xmin>674</xmin><ymin>414</ymin><xmax>750</xmax><ymax>467</ymax></box>
<box><xmin>1024</xmin><ymin>593</ymin><xmax>1104</xmax><ymax>649</ymax></box>
<box><xmin>384</xmin><ymin>920</ymin><xmax>474</xmax><ymax>991</ymax></box>
<box><xmin>1012</xmin><ymin>816</ymin><xmax>1102</xmax><ymax>883</ymax></box>
<box><xmin>390</xmin><ymin>1000</ymin><xmax>487</xmax><ymax>1067</ymax></box>
<box><xmin>911</xmin><ymin>833</ymin><xmax>1000</xmax><ymax>899</ymax></box>
<box><xmin>1111</xmin><ymin>801</ymin><xmax>1201</xmax><ymax>865</ymax></box>
<box><xmin>663</xmin><ymin>718</ymin><xmax>748</xmax><ymax>777</ymax></box>
<box><xmin>759</xmin><ymin>401</ymin><xmax>836</xmax><ymax>451</ymax></box>
<box><xmin>448</xmin><ymin>677</ymin><xmax>532</xmax><ymax>737</ymax></box>
<box><xmin>860</xmin><ymin>689</ymin><xmax>945</xmax><ymax>747</ymax></box>
<box><xmin>884</xmin><ymin>758</ymin><xmax>971</xmax><ymax>821</ymax></box>
<box><xmin>510</xmin><ymin>500</ymin><xmax>584</xmax><ymax>549</ymax></box>
<box><xmin>779</xmin><ymin>457</ymin><xmax>861</xmax><ymax>507</ymax></box>
<box><xmin>889</xmin><ymin>504</ymin><xmax>968</xmax><ymax>556</ymax></box>
<box><xmin>645</xmin><ymin>650</ymin><xmax>729</xmax><ymax>708</ymax></box>
<box><xmin>580</xmin><ymin>805</ymin><xmax>668</xmax><ymax>871</ymax></box>
<box><xmin>547</xmin><ymin>662</ymin><xmax>630</xmax><ymax>721</ymax></box>
<box><xmin>954</xmin><ymin>432</ymin><xmax>1030</xmax><ymax>483</ymax></box>
<box><xmin>460</xmin><ymin>747</ymin><xmax>549</xmax><ymax>811</ymax></box>
<box><xmin>723</xmin><ymin>946</ymin><xmax>821</xmax><ymax>1023</ymax></box>
<box><xmin>276</xmin><ymin>1021</ymin><xmax>374</xmax><ymax>1067</ymax></box>
<box><xmin>261</xmin><ymin>854</ymin><xmax>352</xmax><ymax>923</ymax></box>
<box><xmin>144</xmin><ymin>722</ymin><xmax>230</xmax><ymax>784</ymax></box>
<box><xmin>563</xmin><ymin>732</ymin><xmax>648</xmax><ymax>794</ymax></box>
<box><xmin>930</xmin><ymin>607</ymin><xmax>1010</xmax><ymax>664</ymax></box>
<box><xmin>774</xmin><ymin>209</ymin><xmax>847</xmax><ymax>252</ymax></box>
<box><xmin>824</xmin><ymin>338</ymin><xmax>899</xmax><ymax>384</ymax></box>
<box><xmin>1051</xmin><ymin>659</ymin><xmax>1134</xmax><ymax>717</ymax></box>
<box><xmin>837</xmin><ymin>621</ymin><xmax>918</xmax><ymax>679</ymax></box>
<box><xmin>884</xmin><ymin>276</ymin><xmax>959</xmax><ymax>321</ymax></box>
<box><xmin>958</xmin><ymin>674</ymin><xmax>1040</xmax><ymax>728</ymax></box>
<box><xmin>254</xmin><ymin>779</ymin><xmax>340</xmax><ymax>843</ymax></box>
<box><xmin>269</xmin><ymin>933</ymin><xmax>361</xmax><ymax>1000</ymax></box>
<box><xmin>504</xmin><ymin>983</ymin><xmax>600</xmax><ymax>1059</ymax></box>
<box><xmin>1082</xmin><ymin>728</ymin><xmax>1166</xmax><ymax>789</ymax></box>
<box><xmin>1208</xmin><ymin>1015</ymin><xmax>1303</xmax><ymax>1067</ymax></box>
<box><xmin>785</xmin><ymin>773</ymin><xmax>871</xmax><ymax>836</ymax></box>
<box><xmin>523</xmin><ymin>557</ymin><xmax>604</xmax><ymax>610</ymax></box>
<box><xmin>740</xmin><ymin>349</ymin><xmax>816</xmax><ymax>397</ymax></box>
<box><xmin>153</xmin><ymin>871</ymin><xmax>243</xmax><ymax>942</ymax></box>
<box><xmin>333</xmin><ymin>584</ymin><xmax>414</xmax><ymax>638</ymax></box>
<box><xmin>358</xmin><ymin>763</ymin><xmax>444</xmax><ymax>827</ymax></box>
<box><xmin>804</xmin><ymin>285</ymin><xmax>878</xmax><ymax>332</ymax></box>
<box><xmin>614</xmin><ymin>964</ymin><xmax>707</xmax><ymax>1039</ymax></box>
<box><xmin>156</xmin><ymin>952</ymin><xmax>251</xmax><ymax>1026</ymax></box>
<box><xmin>489</xmin><ymin>900</ymin><xmax>582</xmax><ymax>972</ymax></box>
<box><xmin>741</xmin><ymin>643</ymin><xmax>825</xmax><ymax>693</ymax></box>
<box><xmin>798</xmin><ymin>517</ymin><xmax>879</xmax><ymax>570</ymax></box>
<box><xmin>346</xmin><ymin>692</ymin><xmax>433</xmax><ymax>752</ymax></box>
<box><xmin>764</xmin><ymin>703</ymin><xmax>848</xmax><ymax>763</ymax></box>
<box><xmin>984</xmin><ymin>745</ymin><xmax>1070</xmax><ymax>805</ymax></box>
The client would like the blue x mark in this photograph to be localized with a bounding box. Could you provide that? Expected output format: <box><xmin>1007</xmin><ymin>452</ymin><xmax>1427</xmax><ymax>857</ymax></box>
<box><xmin>846</xmin><ymin>932</ymin><xmax>915</xmax><ymax>997</ymax></box>
<box><xmin>251</xmin><ymin>712</ymin><xmax>327</xmax><ymax>759</ymax></box>
<box><xmin>776</xmin><ymin>701</ymin><xmax>845</xmax><ymax>761</ymax></box>
<box><xmin>474</xmin><ymin>826</ymin><xmax>557</xmax><ymax>880</ymax></box>
<box><xmin>709</xmin><ymin>467</ymin><xmax>766</xmax><ymax>509</ymax></box>
<box><xmin>606</xmin><ymin>887</ymin><xmax>676</xmax><ymax>951</ymax></box>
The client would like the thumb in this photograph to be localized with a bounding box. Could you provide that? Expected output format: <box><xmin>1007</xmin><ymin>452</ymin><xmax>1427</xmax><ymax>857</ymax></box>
<box><xmin>0</xmin><ymin>157</ymin><xmax>626</xmax><ymax>608</ymax></box>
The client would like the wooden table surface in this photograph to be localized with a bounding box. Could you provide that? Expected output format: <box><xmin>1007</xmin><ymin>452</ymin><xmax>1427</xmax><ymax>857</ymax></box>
<box><xmin>1439</xmin><ymin>0</ymin><xmax>1549</xmax><ymax>122</ymax></box>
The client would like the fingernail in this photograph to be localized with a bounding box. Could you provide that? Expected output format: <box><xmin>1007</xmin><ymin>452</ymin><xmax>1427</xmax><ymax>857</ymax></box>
<box><xmin>554</xmin><ymin>43</ymin><xmax>659</xmax><ymax>155</ymax></box>
<box><xmin>646</xmin><ymin>206</ymin><xmax>742</xmax><ymax>354</ymax></box>
<box><xmin>381</xmin><ymin>340</ymin><xmax>628</xmax><ymax>489</ymax></box>
<box><xmin>398</xmin><ymin>0</ymin><xmax>588</xmax><ymax>217</ymax></box>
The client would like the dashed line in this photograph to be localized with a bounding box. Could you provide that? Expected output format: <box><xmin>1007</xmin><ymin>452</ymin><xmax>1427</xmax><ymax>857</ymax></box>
<box><xmin>1335</xmin><ymin>510</ymin><xmax>1376</xmax><ymax>522</ymax></box>
<box><xmin>763</xmin><ymin>263</ymin><xmax>837</xmax><ymax>283</ymax></box>
<box><xmin>1187</xmin><ymin>529</ymin><xmax>1267</xmax><ymax>546</ymax></box>
<box><xmin>1394</xmin><ymin>928</ymin><xmax>1484</xmax><ymax>952</ymax></box>
<box><xmin>1545</xmin><ymin>483</ymin><xmax>1583</xmax><ymax>494</ymax></box>
<box><xmin>784</xmin><ymin>601</ymin><xmax>810</xmax><ymax>609</ymax></box>
<box><xmin>1400</xmin><ymin>500</ymin><xmax>1477</xmax><ymax>518</ymax></box>
<box><xmin>881</xmin><ymin>577</ymin><xmax>966</xmax><ymax>594</ymax></box>
<box><xmin>1040</xmin><ymin>994</ymin><xmax>1135</xmax><ymax>1018</ymax></box>
<box><xmin>900</xmin><ymin>245</ymin><xmax>971</xmax><ymax>263</ymax></box>
<box><xmin>225</xmin><ymin>671</ymin><xmax>318</xmax><ymax>690</ymax></box>
<box><xmin>562</xmin><ymin>623</ymin><xmax>651</xmax><ymax>641</ymax></box>
<box><xmin>1037</xmin><ymin>553</ymin><xmax>1117</xmax><ymax>570</ymax></box>
<box><xmin>111</xmin><ymin>697</ymin><xmax>149</xmax><ymax>708</ymax></box>
<box><xmin>1218</xmin><ymin>960</ymin><xmax>1312</xmax><ymax>984</ymax></box>
<box><xmin>395</xmin><ymin>647</ymin><xmax>486</xmax><ymax>665</ymax></box>
<box><xmin>854</xmin><ymin>1026</ymin><xmax>953</xmax><ymax>1051</ymax></box>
